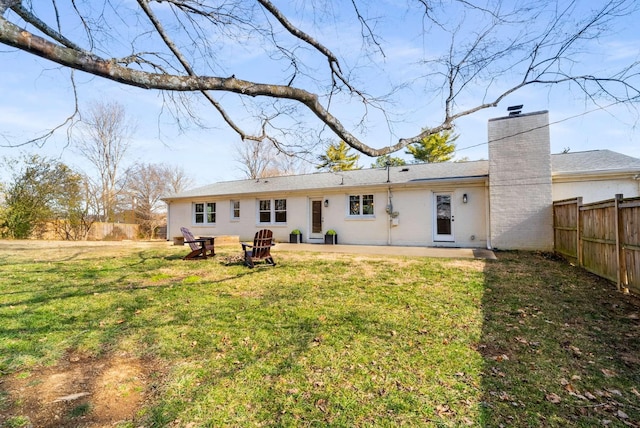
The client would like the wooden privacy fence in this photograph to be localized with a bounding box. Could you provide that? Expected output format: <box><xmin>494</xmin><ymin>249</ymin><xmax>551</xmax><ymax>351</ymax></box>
<box><xmin>87</xmin><ymin>222</ymin><xmax>139</xmax><ymax>240</ymax></box>
<box><xmin>553</xmin><ymin>194</ymin><xmax>640</xmax><ymax>296</ymax></box>
<box><xmin>41</xmin><ymin>221</ymin><xmax>139</xmax><ymax>241</ymax></box>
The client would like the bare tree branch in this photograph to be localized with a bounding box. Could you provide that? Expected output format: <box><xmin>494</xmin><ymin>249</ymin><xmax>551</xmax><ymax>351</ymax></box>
<box><xmin>136</xmin><ymin>0</ymin><xmax>265</xmax><ymax>142</ymax></box>
<box><xmin>0</xmin><ymin>13</ymin><xmax>423</xmax><ymax>156</ymax></box>
<box><xmin>1</xmin><ymin>0</ymin><xmax>638</xmax><ymax>158</ymax></box>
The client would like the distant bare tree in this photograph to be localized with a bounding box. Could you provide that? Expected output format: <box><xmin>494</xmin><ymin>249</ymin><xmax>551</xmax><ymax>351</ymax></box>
<box><xmin>236</xmin><ymin>139</ymin><xmax>279</xmax><ymax>179</ymax></box>
<box><xmin>74</xmin><ymin>101</ymin><xmax>135</xmax><ymax>222</ymax></box>
<box><xmin>125</xmin><ymin>163</ymin><xmax>190</xmax><ymax>239</ymax></box>
<box><xmin>165</xmin><ymin>165</ymin><xmax>193</xmax><ymax>195</ymax></box>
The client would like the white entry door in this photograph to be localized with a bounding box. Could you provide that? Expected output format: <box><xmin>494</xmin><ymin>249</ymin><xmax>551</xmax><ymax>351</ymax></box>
<box><xmin>433</xmin><ymin>193</ymin><xmax>455</xmax><ymax>242</ymax></box>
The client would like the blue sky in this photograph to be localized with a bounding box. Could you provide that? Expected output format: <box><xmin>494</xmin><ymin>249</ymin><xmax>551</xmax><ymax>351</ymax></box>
<box><xmin>0</xmin><ymin>1</ymin><xmax>639</xmax><ymax>187</ymax></box>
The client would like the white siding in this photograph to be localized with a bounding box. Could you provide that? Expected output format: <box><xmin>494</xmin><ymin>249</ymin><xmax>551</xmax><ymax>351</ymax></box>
<box><xmin>167</xmin><ymin>181</ymin><xmax>488</xmax><ymax>248</ymax></box>
<box><xmin>553</xmin><ymin>177</ymin><xmax>640</xmax><ymax>203</ymax></box>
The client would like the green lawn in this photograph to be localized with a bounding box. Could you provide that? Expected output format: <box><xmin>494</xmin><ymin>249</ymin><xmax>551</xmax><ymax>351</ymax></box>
<box><xmin>0</xmin><ymin>242</ymin><xmax>638</xmax><ymax>427</ymax></box>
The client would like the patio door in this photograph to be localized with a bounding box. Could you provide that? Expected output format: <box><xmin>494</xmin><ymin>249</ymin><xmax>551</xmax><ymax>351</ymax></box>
<box><xmin>309</xmin><ymin>199</ymin><xmax>323</xmax><ymax>240</ymax></box>
<box><xmin>433</xmin><ymin>193</ymin><xmax>455</xmax><ymax>242</ymax></box>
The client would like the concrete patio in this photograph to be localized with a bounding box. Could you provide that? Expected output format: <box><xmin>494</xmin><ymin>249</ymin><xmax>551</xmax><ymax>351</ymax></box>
<box><xmin>271</xmin><ymin>243</ymin><xmax>496</xmax><ymax>259</ymax></box>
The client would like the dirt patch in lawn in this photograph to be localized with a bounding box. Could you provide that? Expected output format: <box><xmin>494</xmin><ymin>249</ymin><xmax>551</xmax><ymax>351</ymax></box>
<box><xmin>1</xmin><ymin>351</ymin><xmax>165</xmax><ymax>427</ymax></box>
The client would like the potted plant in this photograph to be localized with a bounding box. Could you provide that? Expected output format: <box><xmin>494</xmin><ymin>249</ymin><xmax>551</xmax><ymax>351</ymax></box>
<box><xmin>324</xmin><ymin>229</ymin><xmax>338</xmax><ymax>245</ymax></box>
<box><xmin>289</xmin><ymin>229</ymin><xmax>303</xmax><ymax>243</ymax></box>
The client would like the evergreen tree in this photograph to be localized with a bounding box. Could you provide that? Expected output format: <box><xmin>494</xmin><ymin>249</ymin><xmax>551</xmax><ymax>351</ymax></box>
<box><xmin>317</xmin><ymin>141</ymin><xmax>362</xmax><ymax>172</ymax></box>
<box><xmin>405</xmin><ymin>130</ymin><xmax>458</xmax><ymax>163</ymax></box>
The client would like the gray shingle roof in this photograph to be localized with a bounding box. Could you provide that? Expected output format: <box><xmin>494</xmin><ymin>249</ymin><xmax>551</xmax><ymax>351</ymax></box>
<box><xmin>551</xmin><ymin>149</ymin><xmax>640</xmax><ymax>173</ymax></box>
<box><xmin>164</xmin><ymin>149</ymin><xmax>640</xmax><ymax>200</ymax></box>
<box><xmin>165</xmin><ymin>161</ymin><xmax>489</xmax><ymax>199</ymax></box>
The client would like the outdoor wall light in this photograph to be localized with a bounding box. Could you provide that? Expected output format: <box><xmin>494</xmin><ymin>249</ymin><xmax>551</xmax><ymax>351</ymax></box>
<box><xmin>462</xmin><ymin>194</ymin><xmax>468</xmax><ymax>203</ymax></box>
<box><xmin>324</xmin><ymin>199</ymin><xmax>329</xmax><ymax>207</ymax></box>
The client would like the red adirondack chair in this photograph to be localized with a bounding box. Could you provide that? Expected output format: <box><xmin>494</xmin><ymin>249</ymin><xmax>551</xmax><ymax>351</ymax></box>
<box><xmin>242</xmin><ymin>229</ymin><xmax>276</xmax><ymax>268</ymax></box>
<box><xmin>180</xmin><ymin>227</ymin><xmax>215</xmax><ymax>260</ymax></box>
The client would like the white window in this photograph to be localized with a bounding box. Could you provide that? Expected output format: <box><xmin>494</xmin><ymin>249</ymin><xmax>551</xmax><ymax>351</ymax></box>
<box><xmin>258</xmin><ymin>198</ymin><xmax>287</xmax><ymax>224</ymax></box>
<box><xmin>194</xmin><ymin>202</ymin><xmax>216</xmax><ymax>224</ymax></box>
<box><xmin>231</xmin><ymin>200</ymin><xmax>240</xmax><ymax>220</ymax></box>
<box><xmin>348</xmin><ymin>194</ymin><xmax>374</xmax><ymax>216</ymax></box>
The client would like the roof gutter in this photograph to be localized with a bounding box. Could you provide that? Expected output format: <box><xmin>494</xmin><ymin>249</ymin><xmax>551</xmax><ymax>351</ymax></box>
<box><xmin>553</xmin><ymin>168</ymin><xmax>640</xmax><ymax>182</ymax></box>
<box><xmin>161</xmin><ymin>174</ymin><xmax>490</xmax><ymax>202</ymax></box>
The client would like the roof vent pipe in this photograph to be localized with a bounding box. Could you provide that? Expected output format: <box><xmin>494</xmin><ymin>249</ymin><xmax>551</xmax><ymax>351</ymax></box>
<box><xmin>386</xmin><ymin>159</ymin><xmax>392</xmax><ymax>183</ymax></box>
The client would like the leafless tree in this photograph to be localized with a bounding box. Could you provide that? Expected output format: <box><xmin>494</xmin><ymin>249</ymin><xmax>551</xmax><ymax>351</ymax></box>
<box><xmin>235</xmin><ymin>139</ymin><xmax>278</xmax><ymax>179</ymax></box>
<box><xmin>1</xmin><ymin>1</ymin><xmax>638</xmax><ymax>156</ymax></box>
<box><xmin>74</xmin><ymin>101</ymin><xmax>135</xmax><ymax>222</ymax></box>
<box><xmin>125</xmin><ymin>163</ymin><xmax>181</xmax><ymax>239</ymax></box>
<box><xmin>235</xmin><ymin>138</ymin><xmax>309</xmax><ymax>179</ymax></box>
<box><xmin>164</xmin><ymin>165</ymin><xmax>193</xmax><ymax>196</ymax></box>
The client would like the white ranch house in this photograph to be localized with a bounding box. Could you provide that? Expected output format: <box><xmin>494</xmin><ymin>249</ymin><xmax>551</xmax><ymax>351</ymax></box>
<box><xmin>163</xmin><ymin>111</ymin><xmax>640</xmax><ymax>251</ymax></box>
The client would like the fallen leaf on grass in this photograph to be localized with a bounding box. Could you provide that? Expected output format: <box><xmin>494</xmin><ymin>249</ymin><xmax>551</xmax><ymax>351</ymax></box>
<box><xmin>498</xmin><ymin>391</ymin><xmax>511</xmax><ymax>401</ymax></box>
<box><xmin>569</xmin><ymin>345</ymin><xmax>582</xmax><ymax>356</ymax></box>
<box><xmin>617</xmin><ymin>410</ymin><xmax>629</xmax><ymax>419</ymax></box>
<box><xmin>315</xmin><ymin>398</ymin><xmax>328</xmax><ymax>413</ymax></box>
<box><xmin>601</xmin><ymin>368</ymin><xmax>617</xmax><ymax>377</ymax></box>
<box><xmin>546</xmin><ymin>393</ymin><xmax>562</xmax><ymax>403</ymax></box>
<box><xmin>435</xmin><ymin>404</ymin><xmax>454</xmax><ymax>416</ymax></box>
<box><xmin>490</xmin><ymin>367</ymin><xmax>506</xmax><ymax>377</ymax></box>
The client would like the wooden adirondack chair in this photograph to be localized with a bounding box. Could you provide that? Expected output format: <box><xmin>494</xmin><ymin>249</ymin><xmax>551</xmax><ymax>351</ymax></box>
<box><xmin>242</xmin><ymin>229</ymin><xmax>276</xmax><ymax>268</ymax></box>
<box><xmin>180</xmin><ymin>227</ymin><xmax>215</xmax><ymax>260</ymax></box>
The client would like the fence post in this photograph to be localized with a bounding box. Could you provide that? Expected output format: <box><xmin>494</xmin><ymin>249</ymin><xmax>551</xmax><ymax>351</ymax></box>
<box><xmin>576</xmin><ymin>197</ymin><xmax>583</xmax><ymax>268</ymax></box>
<box><xmin>615</xmin><ymin>194</ymin><xmax>628</xmax><ymax>293</ymax></box>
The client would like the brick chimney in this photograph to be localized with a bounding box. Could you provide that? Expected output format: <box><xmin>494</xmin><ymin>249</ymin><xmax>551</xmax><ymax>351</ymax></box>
<box><xmin>488</xmin><ymin>110</ymin><xmax>553</xmax><ymax>250</ymax></box>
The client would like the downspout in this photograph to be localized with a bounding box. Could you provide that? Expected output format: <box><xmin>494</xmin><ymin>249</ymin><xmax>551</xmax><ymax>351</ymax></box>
<box><xmin>166</xmin><ymin>201</ymin><xmax>171</xmax><ymax>241</ymax></box>
<box><xmin>485</xmin><ymin>179</ymin><xmax>492</xmax><ymax>249</ymax></box>
<box><xmin>387</xmin><ymin>187</ymin><xmax>392</xmax><ymax>245</ymax></box>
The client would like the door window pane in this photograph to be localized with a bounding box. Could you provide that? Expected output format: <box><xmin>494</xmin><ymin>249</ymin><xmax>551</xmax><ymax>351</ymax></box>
<box><xmin>436</xmin><ymin>195</ymin><xmax>451</xmax><ymax>235</ymax></box>
<box><xmin>312</xmin><ymin>201</ymin><xmax>322</xmax><ymax>233</ymax></box>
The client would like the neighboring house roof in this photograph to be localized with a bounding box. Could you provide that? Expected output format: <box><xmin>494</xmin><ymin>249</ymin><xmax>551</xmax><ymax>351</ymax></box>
<box><xmin>163</xmin><ymin>149</ymin><xmax>640</xmax><ymax>200</ymax></box>
<box><xmin>551</xmin><ymin>149</ymin><xmax>640</xmax><ymax>175</ymax></box>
